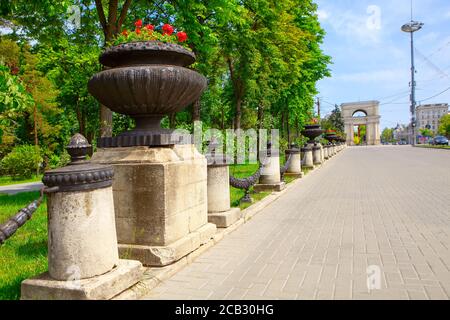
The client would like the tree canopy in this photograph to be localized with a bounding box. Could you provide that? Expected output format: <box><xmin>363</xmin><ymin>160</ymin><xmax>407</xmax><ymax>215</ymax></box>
<box><xmin>1</xmin><ymin>0</ymin><xmax>332</xmax><ymax>175</ymax></box>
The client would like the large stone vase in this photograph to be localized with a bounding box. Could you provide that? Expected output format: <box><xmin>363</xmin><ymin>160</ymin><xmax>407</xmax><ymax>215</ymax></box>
<box><xmin>88</xmin><ymin>41</ymin><xmax>207</xmax><ymax>147</ymax></box>
<box><xmin>89</xmin><ymin>41</ymin><xmax>216</xmax><ymax>267</ymax></box>
<box><xmin>301</xmin><ymin>124</ymin><xmax>325</xmax><ymax>144</ymax></box>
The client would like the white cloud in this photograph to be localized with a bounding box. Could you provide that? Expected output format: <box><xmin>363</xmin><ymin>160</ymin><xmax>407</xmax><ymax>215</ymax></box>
<box><xmin>336</xmin><ymin>69</ymin><xmax>408</xmax><ymax>83</ymax></box>
<box><xmin>317</xmin><ymin>10</ymin><xmax>329</xmax><ymax>21</ymax></box>
<box><xmin>445</xmin><ymin>10</ymin><xmax>450</xmax><ymax>19</ymax></box>
<box><xmin>320</xmin><ymin>7</ymin><xmax>383</xmax><ymax>45</ymax></box>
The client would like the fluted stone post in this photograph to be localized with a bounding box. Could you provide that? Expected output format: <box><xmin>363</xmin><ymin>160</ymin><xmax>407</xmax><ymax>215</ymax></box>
<box><xmin>313</xmin><ymin>144</ymin><xmax>322</xmax><ymax>165</ymax></box>
<box><xmin>206</xmin><ymin>151</ymin><xmax>241</xmax><ymax>228</ymax></box>
<box><xmin>254</xmin><ymin>142</ymin><xmax>286</xmax><ymax>192</ymax></box>
<box><xmin>284</xmin><ymin>144</ymin><xmax>303</xmax><ymax>178</ymax></box>
<box><xmin>21</xmin><ymin>134</ymin><xmax>142</xmax><ymax>300</ymax></box>
<box><xmin>324</xmin><ymin>145</ymin><xmax>329</xmax><ymax>160</ymax></box>
<box><xmin>301</xmin><ymin>145</ymin><xmax>314</xmax><ymax>169</ymax></box>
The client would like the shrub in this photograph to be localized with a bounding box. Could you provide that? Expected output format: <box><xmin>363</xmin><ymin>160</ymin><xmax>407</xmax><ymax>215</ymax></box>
<box><xmin>0</xmin><ymin>145</ymin><xmax>43</xmax><ymax>178</ymax></box>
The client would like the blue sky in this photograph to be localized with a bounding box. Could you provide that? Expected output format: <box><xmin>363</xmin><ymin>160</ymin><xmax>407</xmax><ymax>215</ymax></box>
<box><xmin>315</xmin><ymin>0</ymin><xmax>450</xmax><ymax>129</ymax></box>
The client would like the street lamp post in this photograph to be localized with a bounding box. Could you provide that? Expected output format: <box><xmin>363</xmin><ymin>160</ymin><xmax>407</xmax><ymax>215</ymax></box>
<box><xmin>401</xmin><ymin>21</ymin><xmax>423</xmax><ymax>146</ymax></box>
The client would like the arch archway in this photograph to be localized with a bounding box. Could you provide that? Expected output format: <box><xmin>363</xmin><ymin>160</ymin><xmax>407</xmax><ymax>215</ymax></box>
<box><xmin>341</xmin><ymin>101</ymin><xmax>381</xmax><ymax>146</ymax></box>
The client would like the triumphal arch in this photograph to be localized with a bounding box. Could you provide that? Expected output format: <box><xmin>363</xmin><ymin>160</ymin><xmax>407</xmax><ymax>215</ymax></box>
<box><xmin>341</xmin><ymin>101</ymin><xmax>381</xmax><ymax>146</ymax></box>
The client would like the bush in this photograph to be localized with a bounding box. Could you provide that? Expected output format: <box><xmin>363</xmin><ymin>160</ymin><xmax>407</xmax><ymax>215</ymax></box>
<box><xmin>46</xmin><ymin>150</ymin><xmax>71</xmax><ymax>169</ymax></box>
<box><xmin>0</xmin><ymin>145</ymin><xmax>43</xmax><ymax>178</ymax></box>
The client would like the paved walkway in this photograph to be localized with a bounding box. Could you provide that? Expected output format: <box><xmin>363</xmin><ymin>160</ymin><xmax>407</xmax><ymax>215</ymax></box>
<box><xmin>144</xmin><ymin>146</ymin><xmax>450</xmax><ymax>300</ymax></box>
<box><xmin>0</xmin><ymin>182</ymin><xmax>43</xmax><ymax>195</ymax></box>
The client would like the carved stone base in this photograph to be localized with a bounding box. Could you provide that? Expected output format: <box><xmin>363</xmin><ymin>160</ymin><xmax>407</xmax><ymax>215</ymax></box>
<box><xmin>21</xmin><ymin>260</ymin><xmax>142</xmax><ymax>300</ymax></box>
<box><xmin>208</xmin><ymin>208</ymin><xmax>241</xmax><ymax>228</ymax></box>
<box><xmin>118</xmin><ymin>223</ymin><xmax>216</xmax><ymax>266</ymax></box>
<box><xmin>285</xmin><ymin>172</ymin><xmax>304</xmax><ymax>178</ymax></box>
<box><xmin>254</xmin><ymin>182</ymin><xmax>286</xmax><ymax>192</ymax></box>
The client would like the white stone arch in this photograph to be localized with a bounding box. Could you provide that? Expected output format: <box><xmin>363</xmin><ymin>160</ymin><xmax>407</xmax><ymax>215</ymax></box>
<box><xmin>341</xmin><ymin>101</ymin><xmax>381</xmax><ymax>146</ymax></box>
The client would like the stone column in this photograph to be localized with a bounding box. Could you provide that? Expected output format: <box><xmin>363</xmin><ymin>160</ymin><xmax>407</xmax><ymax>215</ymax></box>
<box><xmin>254</xmin><ymin>143</ymin><xmax>286</xmax><ymax>192</ymax></box>
<box><xmin>324</xmin><ymin>145</ymin><xmax>329</xmax><ymax>159</ymax></box>
<box><xmin>21</xmin><ymin>134</ymin><xmax>142</xmax><ymax>300</ymax></box>
<box><xmin>320</xmin><ymin>144</ymin><xmax>325</xmax><ymax>163</ymax></box>
<box><xmin>313</xmin><ymin>144</ymin><xmax>322</xmax><ymax>165</ymax></box>
<box><xmin>301</xmin><ymin>145</ymin><xmax>314</xmax><ymax>169</ymax></box>
<box><xmin>92</xmin><ymin>144</ymin><xmax>217</xmax><ymax>267</ymax></box>
<box><xmin>206</xmin><ymin>153</ymin><xmax>241</xmax><ymax>228</ymax></box>
<box><xmin>284</xmin><ymin>145</ymin><xmax>302</xmax><ymax>178</ymax></box>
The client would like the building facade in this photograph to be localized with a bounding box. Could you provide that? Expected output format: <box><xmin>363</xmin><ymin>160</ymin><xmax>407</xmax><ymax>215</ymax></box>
<box><xmin>393</xmin><ymin>124</ymin><xmax>413</xmax><ymax>143</ymax></box>
<box><xmin>416</xmin><ymin>103</ymin><xmax>449</xmax><ymax>133</ymax></box>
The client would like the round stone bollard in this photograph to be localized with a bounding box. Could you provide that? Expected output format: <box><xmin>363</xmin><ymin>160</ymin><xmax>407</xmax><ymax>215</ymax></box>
<box><xmin>324</xmin><ymin>145</ymin><xmax>329</xmax><ymax>160</ymax></box>
<box><xmin>284</xmin><ymin>144</ymin><xmax>302</xmax><ymax>178</ymax></box>
<box><xmin>254</xmin><ymin>142</ymin><xmax>286</xmax><ymax>192</ymax></box>
<box><xmin>21</xmin><ymin>134</ymin><xmax>142</xmax><ymax>300</ymax></box>
<box><xmin>206</xmin><ymin>151</ymin><xmax>241</xmax><ymax>228</ymax></box>
<box><xmin>320</xmin><ymin>144</ymin><xmax>325</xmax><ymax>163</ymax></box>
<box><xmin>313</xmin><ymin>144</ymin><xmax>322</xmax><ymax>165</ymax></box>
<box><xmin>44</xmin><ymin>135</ymin><xmax>118</xmax><ymax>280</ymax></box>
<box><xmin>301</xmin><ymin>145</ymin><xmax>314</xmax><ymax>169</ymax></box>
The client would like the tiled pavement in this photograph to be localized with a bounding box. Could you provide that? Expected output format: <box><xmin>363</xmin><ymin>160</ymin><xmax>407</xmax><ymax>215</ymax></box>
<box><xmin>143</xmin><ymin>146</ymin><xmax>450</xmax><ymax>300</ymax></box>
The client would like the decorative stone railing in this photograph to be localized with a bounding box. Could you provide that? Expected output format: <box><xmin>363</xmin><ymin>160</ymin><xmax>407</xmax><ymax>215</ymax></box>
<box><xmin>0</xmin><ymin>190</ymin><xmax>45</xmax><ymax>245</ymax></box>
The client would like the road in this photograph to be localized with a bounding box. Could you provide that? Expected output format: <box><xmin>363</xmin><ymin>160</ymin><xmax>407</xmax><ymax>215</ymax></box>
<box><xmin>143</xmin><ymin>146</ymin><xmax>450</xmax><ymax>300</ymax></box>
<box><xmin>0</xmin><ymin>182</ymin><xmax>43</xmax><ymax>195</ymax></box>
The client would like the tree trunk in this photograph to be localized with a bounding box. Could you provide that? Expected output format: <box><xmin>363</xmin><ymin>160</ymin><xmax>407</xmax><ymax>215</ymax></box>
<box><xmin>95</xmin><ymin>0</ymin><xmax>132</xmax><ymax>138</ymax></box>
<box><xmin>100</xmin><ymin>105</ymin><xmax>113</xmax><ymax>137</ymax></box>
<box><xmin>234</xmin><ymin>98</ymin><xmax>242</xmax><ymax>130</ymax></box>
<box><xmin>33</xmin><ymin>104</ymin><xmax>38</xmax><ymax>147</ymax></box>
<box><xmin>192</xmin><ymin>99</ymin><xmax>201</xmax><ymax>123</ymax></box>
<box><xmin>257</xmin><ymin>103</ymin><xmax>264</xmax><ymax>129</ymax></box>
<box><xmin>169</xmin><ymin>113</ymin><xmax>176</xmax><ymax>128</ymax></box>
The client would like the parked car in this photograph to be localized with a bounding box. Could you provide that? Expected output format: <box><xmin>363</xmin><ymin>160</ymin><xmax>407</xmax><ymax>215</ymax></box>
<box><xmin>432</xmin><ymin>136</ymin><xmax>449</xmax><ymax>146</ymax></box>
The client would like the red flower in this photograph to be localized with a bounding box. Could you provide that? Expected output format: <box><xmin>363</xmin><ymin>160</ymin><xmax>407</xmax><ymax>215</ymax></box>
<box><xmin>162</xmin><ymin>24</ymin><xmax>174</xmax><ymax>35</ymax></box>
<box><xmin>176</xmin><ymin>31</ymin><xmax>188</xmax><ymax>42</ymax></box>
<box><xmin>135</xmin><ymin>28</ymin><xmax>141</xmax><ymax>35</ymax></box>
<box><xmin>134</xmin><ymin>19</ymin><xmax>143</xmax><ymax>28</ymax></box>
<box><xmin>145</xmin><ymin>24</ymin><xmax>154</xmax><ymax>31</ymax></box>
<box><xmin>121</xmin><ymin>29</ymin><xmax>128</xmax><ymax>36</ymax></box>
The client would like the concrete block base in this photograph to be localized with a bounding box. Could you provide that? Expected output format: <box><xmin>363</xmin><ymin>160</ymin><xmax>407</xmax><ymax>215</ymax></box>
<box><xmin>254</xmin><ymin>182</ymin><xmax>286</xmax><ymax>192</ymax></box>
<box><xmin>118</xmin><ymin>223</ymin><xmax>216</xmax><ymax>267</ymax></box>
<box><xmin>208</xmin><ymin>208</ymin><xmax>241</xmax><ymax>228</ymax></box>
<box><xmin>284</xmin><ymin>172</ymin><xmax>304</xmax><ymax>178</ymax></box>
<box><xmin>21</xmin><ymin>260</ymin><xmax>143</xmax><ymax>300</ymax></box>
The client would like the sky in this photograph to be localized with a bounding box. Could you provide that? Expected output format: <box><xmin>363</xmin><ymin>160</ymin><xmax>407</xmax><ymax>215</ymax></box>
<box><xmin>315</xmin><ymin>0</ymin><xmax>450</xmax><ymax>130</ymax></box>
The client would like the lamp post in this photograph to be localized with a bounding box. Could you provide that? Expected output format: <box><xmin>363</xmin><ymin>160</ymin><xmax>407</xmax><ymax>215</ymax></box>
<box><xmin>401</xmin><ymin>20</ymin><xmax>423</xmax><ymax>145</ymax></box>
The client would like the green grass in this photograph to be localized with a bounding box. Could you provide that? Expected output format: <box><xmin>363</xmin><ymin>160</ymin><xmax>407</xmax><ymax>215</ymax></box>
<box><xmin>229</xmin><ymin>155</ymin><xmax>305</xmax><ymax>209</ymax></box>
<box><xmin>415</xmin><ymin>144</ymin><xmax>450</xmax><ymax>150</ymax></box>
<box><xmin>0</xmin><ymin>192</ymin><xmax>48</xmax><ymax>300</ymax></box>
<box><xmin>0</xmin><ymin>175</ymin><xmax>43</xmax><ymax>186</ymax></box>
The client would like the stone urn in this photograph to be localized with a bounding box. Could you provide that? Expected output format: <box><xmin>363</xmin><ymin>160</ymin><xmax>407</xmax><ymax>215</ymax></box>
<box><xmin>301</xmin><ymin>124</ymin><xmax>324</xmax><ymax>144</ymax></box>
<box><xmin>325</xmin><ymin>133</ymin><xmax>339</xmax><ymax>143</ymax></box>
<box><xmin>88</xmin><ymin>41</ymin><xmax>207</xmax><ymax>147</ymax></box>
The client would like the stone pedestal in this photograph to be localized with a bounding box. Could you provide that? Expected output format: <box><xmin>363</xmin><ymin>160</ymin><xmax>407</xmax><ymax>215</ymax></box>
<box><xmin>324</xmin><ymin>146</ymin><xmax>329</xmax><ymax>160</ymax></box>
<box><xmin>91</xmin><ymin>144</ymin><xmax>216</xmax><ymax>266</ymax></box>
<box><xmin>254</xmin><ymin>150</ymin><xmax>286</xmax><ymax>192</ymax></box>
<box><xmin>313</xmin><ymin>144</ymin><xmax>322</xmax><ymax>165</ymax></box>
<box><xmin>301</xmin><ymin>146</ymin><xmax>314</xmax><ymax>169</ymax></box>
<box><xmin>320</xmin><ymin>145</ymin><xmax>325</xmax><ymax>163</ymax></box>
<box><xmin>284</xmin><ymin>148</ymin><xmax>302</xmax><ymax>177</ymax></box>
<box><xmin>207</xmin><ymin>163</ymin><xmax>241</xmax><ymax>228</ymax></box>
<box><xmin>21</xmin><ymin>134</ymin><xmax>142</xmax><ymax>300</ymax></box>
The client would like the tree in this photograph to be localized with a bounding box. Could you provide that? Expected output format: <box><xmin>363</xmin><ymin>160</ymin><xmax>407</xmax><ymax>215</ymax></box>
<box><xmin>438</xmin><ymin>114</ymin><xmax>450</xmax><ymax>138</ymax></box>
<box><xmin>381</xmin><ymin>128</ymin><xmax>393</xmax><ymax>143</ymax></box>
<box><xmin>420</xmin><ymin>128</ymin><xmax>434</xmax><ymax>138</ymax></box>
<box><xmin>321</xmin><ymin>105</ymin><xmax>344</xmax><ymax>134</ymax></box>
